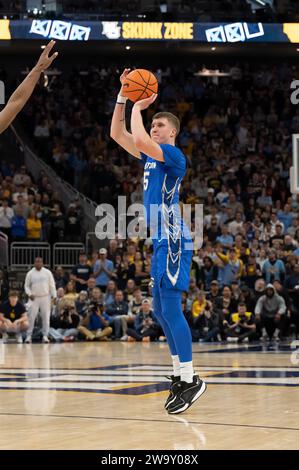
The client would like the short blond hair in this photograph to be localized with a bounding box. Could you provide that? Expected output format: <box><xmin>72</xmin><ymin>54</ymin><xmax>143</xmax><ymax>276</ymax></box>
<box><xmin>152</xmin><ymin>112</ymin><xmax>180</xmax><ymax>136</ymax></box>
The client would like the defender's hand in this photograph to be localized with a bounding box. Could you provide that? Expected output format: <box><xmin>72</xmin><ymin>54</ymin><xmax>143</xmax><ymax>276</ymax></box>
<box><xmin>33</xmin><ymin>40</ymin><xmax>58</xmax><ymax>73</ymax></box>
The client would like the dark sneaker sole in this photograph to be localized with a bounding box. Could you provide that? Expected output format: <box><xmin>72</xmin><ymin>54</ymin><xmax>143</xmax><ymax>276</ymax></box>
<box><xmin>165</xmin><ymin>394</ymin><xmax>176</xmax><ymax>410</ymax></box>
<box><xmin>164</xmin><ymin>376</ymin><xmax>181</xmax><ymax>410</ymax></box>
<box><xmin>167</xmin><ymin>381</ymin><xmax>207</xmax><ymax>415</ymax></box>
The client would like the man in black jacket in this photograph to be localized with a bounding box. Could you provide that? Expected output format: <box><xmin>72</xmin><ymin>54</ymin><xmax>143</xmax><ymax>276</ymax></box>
<box><xmin>0</xmin><ymin>291</ymin><xmax>28</xmax><ymax>343</ymax></box>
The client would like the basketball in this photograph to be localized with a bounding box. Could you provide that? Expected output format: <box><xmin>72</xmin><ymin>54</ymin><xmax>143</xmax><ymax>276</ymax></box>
<box><xmin>121</xmin><ymin>68</ymin><xmax>158</xmax><ymax>103</ymax></box>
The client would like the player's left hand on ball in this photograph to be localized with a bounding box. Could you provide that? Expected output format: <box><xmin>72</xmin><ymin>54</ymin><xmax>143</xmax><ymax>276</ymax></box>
<box><xmin>134</xmin><ymin>93</ymin><xmax>157</xmax><ymax>110</ymax></box>
<box><xmin>34</xmin><ymin>40</ymin><xmax>58</xmax><ymax>73</ymax></box>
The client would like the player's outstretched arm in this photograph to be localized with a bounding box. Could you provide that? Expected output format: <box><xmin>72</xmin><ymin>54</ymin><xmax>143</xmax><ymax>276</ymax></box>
<box><xmin>131</xmin><ymin>94</ymin><xmax>164</xmax><ymax>162</ymax></box>
<box><xmin>0</xmin><ymin>40</ymin><xmax>58</xmax><ymax>134</ymax></box>
<box><xmin>110</xmin><ymin>68</ymin><xmax>141</xmax><ymax>159</ymax></box>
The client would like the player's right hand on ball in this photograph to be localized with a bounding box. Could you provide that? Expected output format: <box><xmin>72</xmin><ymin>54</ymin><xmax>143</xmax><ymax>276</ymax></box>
<box><xmin>120</xmin><ymin>68</ymin><xmax>131</xmax><ymax>86</ymax></box>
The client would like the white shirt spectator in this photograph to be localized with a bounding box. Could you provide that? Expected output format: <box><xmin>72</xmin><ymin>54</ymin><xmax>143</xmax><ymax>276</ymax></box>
<box><xmin>13</xmin><ymin>172</ymin><xmax>31</xmax><ymax>187</ymax></box>
<box><xmin>228</xmin><ymin>220</ymin><xmax>244</xmax><ymax>236</ymax></box>
<box><xmin>25</xmin><ymin>267</ymin><xmax>57</xmax><ymax>298</ymax></box>
<box><xmin>256</xmin><ymin>256</ymin><xmax>267</xmax><ymax>270</ymax></box>
<box><xmin>270</xmin><ymin>220</ymin><xmax>284</xmax><ymax>236</ymax></box>
<box><xmin>203</xmin><ymin>213</ymin><xmax>221</xmax><ymax>229</ymax></box>
<box><xmin>0</xmin><ymin>206</ymin><xmax>14</xmax><ymax>228</ymax></box>
<box><xmin>12</xmin><ymin>191</ymin><xmax>28</xmax><ymax>203</ymax></box>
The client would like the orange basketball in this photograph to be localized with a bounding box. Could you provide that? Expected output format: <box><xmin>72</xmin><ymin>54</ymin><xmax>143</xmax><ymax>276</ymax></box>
<box><xmin>122</xmin><ymin>69</ymin><xmax>158</xmax><ymax>103</ymax></box>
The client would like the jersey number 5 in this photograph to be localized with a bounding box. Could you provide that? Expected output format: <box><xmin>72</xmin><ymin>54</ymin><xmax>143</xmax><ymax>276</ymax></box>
<box><xmin>144</xmin><ymin>171</ymin><xmax>150</xmax><ymax>191</ymax></box>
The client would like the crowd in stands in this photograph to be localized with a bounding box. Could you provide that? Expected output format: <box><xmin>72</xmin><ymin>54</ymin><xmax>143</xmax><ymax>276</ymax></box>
<box><xmin>1</xmin><ymin>60</ymin><xmax>299</xmax><ymax>343</ymax></box>
<box><xmin>0</xmin><ymin>163</ymin><xmax>85</xmax><ymax>243</ymax></box>
<box><xmin>1</xmin><ymin>243</ymin><xmax>299</xmax><ymax>343</ymax></box>
<box><xmin>18</xmin><ymin>61</ymin><xmax>299</xmax><ymax>210</ymax></box>
<box><xmin>48</xmin><ymin>244</ymin><xmax>299</xmax><ymax>343</ymax></box>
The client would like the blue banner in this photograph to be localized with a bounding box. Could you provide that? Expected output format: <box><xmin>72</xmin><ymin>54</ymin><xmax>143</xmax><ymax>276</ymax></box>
<box><xmin>0</xmin><ymin>19</ymin><xmax>298</xmax><ymax>42</ymax></box>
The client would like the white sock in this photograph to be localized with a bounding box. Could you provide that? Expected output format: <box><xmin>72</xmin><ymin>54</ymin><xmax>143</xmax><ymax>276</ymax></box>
<box><xmin>180</xmin><ymin>361</ymin><xmax>194</xmax><ymax>383</ymax></box>
<box><xmin>274</xmin><ymin>328</ymin><xmax>280</xmax><ymax>338</ymax></box>
<box><xmin>171</xmin><ymin>355</ymin><xmax>180</xmax><ymax>377</ymax></box>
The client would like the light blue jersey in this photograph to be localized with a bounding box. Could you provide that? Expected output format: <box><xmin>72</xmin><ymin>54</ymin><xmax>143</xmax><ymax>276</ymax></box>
<box><xmin>140</xmin><ymin>143</ymin><xmax>193</xmax><ymax>291</ymax></box>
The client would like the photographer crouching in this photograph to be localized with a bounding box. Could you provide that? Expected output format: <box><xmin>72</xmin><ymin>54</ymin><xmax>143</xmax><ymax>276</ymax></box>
<box><xmin>77</xmin><ymin>299</ymin><xmax>112</xmax><ymax>341</ymax></box>
<box><xmin>49</xmin><ymin>299</ymin><xmax>80</xmax><ymax>342</ymax></box>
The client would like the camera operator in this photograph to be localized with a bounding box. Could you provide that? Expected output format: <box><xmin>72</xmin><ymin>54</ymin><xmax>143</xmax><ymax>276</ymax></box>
<box><xmin>126</xmin><ymin>299</ymin><xmax>159</xmax><ymax>342</ymax></box>
<box><xmin>196</xmin><ymin>300</ymin><xmax>220</xmax><ymax>343</ymax></box>
<box><xmin>48</xmin><ymin>300</ymin><xmax>80</xmax><ymax>342</ymax></box>
<box><xmin>78</xmin><ymin>299</ymin><xmax>112</xmax><ymax>341</ymax></box>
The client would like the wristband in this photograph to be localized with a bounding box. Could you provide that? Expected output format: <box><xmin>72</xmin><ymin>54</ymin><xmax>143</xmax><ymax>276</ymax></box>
<box><xmin>117</xmin><ymin>94</ymin><xmax>127</xmax><ymax>104</ymax></box>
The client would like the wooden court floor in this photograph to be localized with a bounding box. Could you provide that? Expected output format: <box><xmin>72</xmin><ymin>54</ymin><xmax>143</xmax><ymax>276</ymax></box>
<box><xmin>0</xmin><ymin>341</ymin><xmax>299</xmax><ymax>450</ymax></box>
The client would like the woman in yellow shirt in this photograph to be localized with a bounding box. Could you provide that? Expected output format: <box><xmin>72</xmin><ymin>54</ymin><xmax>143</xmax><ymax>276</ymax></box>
<box><xmin>192</xmin><ymin>291</ymin><xmax>207</xmax><ymax>319</ymax></box>
<box><xmin>26</xmin><ymin>209</ymin><xmax>42</xmax><ymax>241</ymax></box>
<box><xmin>59</xmin><ymin>280</ymin><xmax>79</xmax><ymax>313</ymax></box>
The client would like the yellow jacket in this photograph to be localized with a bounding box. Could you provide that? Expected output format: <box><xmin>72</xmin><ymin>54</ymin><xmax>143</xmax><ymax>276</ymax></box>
<box><xmin>192</xmin><ymin>299</ymin><xmax>206</xmax><ymax>318</ymax></box>
<box><xmin>26</xmin><ymin>218</ymin><xmax>42</xmax><ymax>239</ymax></box>
<box><xmin>231</xmin><ymin>311</ymin><xmax>253</xmax><ymax>323</ymax></box>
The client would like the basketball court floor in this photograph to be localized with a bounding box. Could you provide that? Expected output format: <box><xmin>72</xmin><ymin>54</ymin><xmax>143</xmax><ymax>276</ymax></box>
<box><xmin>0</xmin><ymin>341</ymin><xmax>299</xmax><ymax>450</ymax></box>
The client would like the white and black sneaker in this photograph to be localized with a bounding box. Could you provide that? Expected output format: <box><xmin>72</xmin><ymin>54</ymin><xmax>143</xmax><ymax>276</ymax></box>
<box><xmin>1</xmin><ymin>332</ymin><xmax>8</xmax><ymax>343</ymax></box>
<box><xmin>16</xmin><ymin>333</ymin><xmax>23</xmax><ymax>344</ymax></box>
<box><xmin>164</xmin><ymin>375</ymin><xmax>180</xmax><ymax>410</ymax></box>
<box><xmin>167</xmin><ymin>375</ymin><xmax>207</xmax><ymax>415</ymax></box>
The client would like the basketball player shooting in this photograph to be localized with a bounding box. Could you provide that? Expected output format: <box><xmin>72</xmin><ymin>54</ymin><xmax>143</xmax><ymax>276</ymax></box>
<box><xmin>0</xmin><ymin>40</ymin><xmax>58</xmax><ymax>134</ymax></box>
<box><xmin>111</xmin><ymin>69</ymin><xmax>206</xmax><ymax>414</ymax></box>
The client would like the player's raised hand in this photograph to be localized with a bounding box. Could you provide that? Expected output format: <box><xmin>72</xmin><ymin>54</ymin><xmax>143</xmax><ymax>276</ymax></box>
<box><xmin>0</xmin><ymin>40</ymin><xmax>59</xmax><ymax>134</ymax></box>
<box><xmin>34</xmin><ymin>40</ymin><xmax>58</xmax><ymax>73</ymax></box>
<box><xmin>119</xmin><ymin>68</ymin><xmax>131</xmax><ymax>96</ymax></box>
<box><xmin>120</xmin><ymin>68</ymin><xmax>131</xmax><ymax>85</ymax></box>
<box><xmin>133</xmin><ymin>93</ymin><xmax>157</xmax><ymax>110</ymax></box>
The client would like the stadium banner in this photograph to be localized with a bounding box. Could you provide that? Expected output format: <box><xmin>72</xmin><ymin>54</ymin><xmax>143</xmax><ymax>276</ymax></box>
<box><xmin>1</xmin><ymin>19</ymin><xmax>299</xmax><ymax>42</ymax></box>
